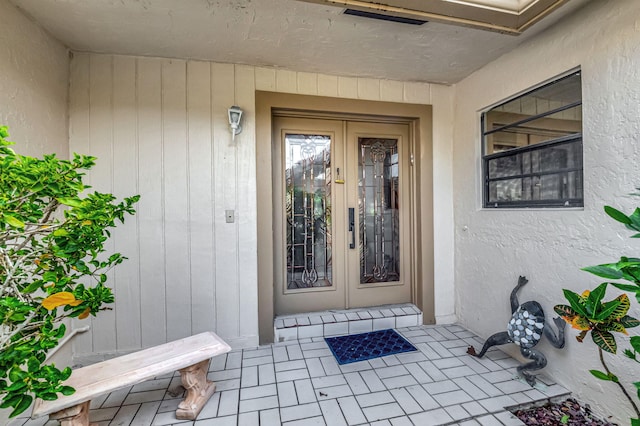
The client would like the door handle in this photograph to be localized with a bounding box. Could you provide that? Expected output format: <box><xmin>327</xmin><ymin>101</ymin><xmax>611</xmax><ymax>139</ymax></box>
<box><xmin>348</xmin><ymin>208</ymin><xmax>355</xmax><ymax>249</ymax></box>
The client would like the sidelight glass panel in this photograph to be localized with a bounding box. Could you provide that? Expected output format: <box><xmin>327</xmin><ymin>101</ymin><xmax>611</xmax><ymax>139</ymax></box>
<box><xmin>358</xmin><ymin>138</ymin><xmax>400</xmax><ymax>284</ymax></box>
<box><xmin>285</xmin><ymin>134</ymin><xmax>332</xmax><ymax>289</ymax></box>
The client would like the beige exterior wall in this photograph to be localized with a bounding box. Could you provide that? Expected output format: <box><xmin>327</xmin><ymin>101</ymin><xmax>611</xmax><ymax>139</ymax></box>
<box><xmin>0</xmin><ymin>1</ymin><xmax>69</xmax><ymax>157</ymax></box>
<box><xmin>69</xmin><ymin>53</ymin><xmax>457</xmax><ymax>359</ymax></box>
<box><xmin>453</xmin><ymin>0</ymin><xmax>640</xmax><ymax>421</ymax></box>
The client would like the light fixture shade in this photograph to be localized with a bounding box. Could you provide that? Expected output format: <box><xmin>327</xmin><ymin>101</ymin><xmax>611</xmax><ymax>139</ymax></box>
<box><xmin>228</xmin><ymin>105</ymin><xmax>243</xmax><ymax>140</ymax></box>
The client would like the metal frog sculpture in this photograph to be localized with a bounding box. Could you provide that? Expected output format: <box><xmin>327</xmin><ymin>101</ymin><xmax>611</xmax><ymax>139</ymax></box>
<box><xmin>467</xmin><ymin>276</ymin><xmax>566</xmax><ymax>386</ymax></box>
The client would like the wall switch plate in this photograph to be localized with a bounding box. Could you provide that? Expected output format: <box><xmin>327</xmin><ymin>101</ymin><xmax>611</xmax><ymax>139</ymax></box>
<box><xmin>225</xmin><ymin>209</ymin><xmax>235</xmax><ymax>223</ymax></box>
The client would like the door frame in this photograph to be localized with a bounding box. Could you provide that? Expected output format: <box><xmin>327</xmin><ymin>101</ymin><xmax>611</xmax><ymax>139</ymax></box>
<box><xmin>256</xmin><ymin>91</ymin><xmax>434</xmax><ymax>344</ymax></box>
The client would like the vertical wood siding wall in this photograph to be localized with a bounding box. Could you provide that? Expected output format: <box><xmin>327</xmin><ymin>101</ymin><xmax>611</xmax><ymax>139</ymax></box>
<box><xmin>69</xmin><ymin>52</ymin><xmax>452</xmax><ymax>357</ymax></box>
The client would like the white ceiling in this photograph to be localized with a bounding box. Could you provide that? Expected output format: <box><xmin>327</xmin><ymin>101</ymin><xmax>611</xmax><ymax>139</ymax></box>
<box><xmin>11</xmin><ymin>0</ymin><xmax>588</xmax><ymax>84</ymax></box>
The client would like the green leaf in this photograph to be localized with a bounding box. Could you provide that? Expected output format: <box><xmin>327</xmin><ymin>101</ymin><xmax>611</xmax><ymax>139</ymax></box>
<box><xmin>27</xmin><ymin>357</ymin><xmax>40</xmax><ymax>373</ymax></box>
<box><xmin>554</xmin><ymin>304</ymin><xmax>577</xmax><ymax>319</ymax></box>
<box><xmin>8</xmin><ymin>369</ymin><xmax>26</xmax><ymax>383</ymax></box>
<box><xmin>602</xmin><ymin>321</ymin><xmax>627</xmax><ymax>334</ymax></box>
<box><xmin>2</xmin><ymin>214</ymin><xmax>25</xmax><ymax>228</ymax></box>
<box><xmin>562</xmin><ymin>289</ymin><xmax>590</xmax><ymax>317</ymax></box>
<box><xmin>592</xmin><ymin>329</ymin><xmax>617</xmax><ymax>353</ymax></box>
<box><xmin>610</xmin><ymin>294</ymin><xmax>631</xmax><ymax>319</ymax></box>
<box><xmin>582</xmin><ymin>265</ymin><xmax>623</xmax><ymax>280</ymax></box>
<box><xmin>0</xmin><ymin>394</ymin><xmax>22</xmax><ymax>409</ymax></box>
<box><xmin>5</xmin><ymin>381</ymin><xmax>27</xmax><ymax>392</ymax></box>
<box><xmin>631</xmin><ymin>418</ymin><xmax>640</xmax><ymax>426</ymax></box>
<box><xmin>620</xmin><ymin>315</ymin><xmax>640</xmax><ymax>329</ymax></box>
<box><xmin>56</xmin><ymin>197</ymin><xmax>83</xmax><ymax>208</ymax></box>
<box><xmin>631</xmin><ymin>336</ymin><xmax>640</xmax><ymax>352</ymax></box>
<box><xmin>39</xmin><ymin>393</ymin><xmax>58</xmax><ymax>401</ymax></box>
<box><xmin>595</xmin><ymin>299</ymin><xmax>621</xmax><ymax>321</ymax></box>
<box><xmin>589</xmin><ymin>369</ymin><xmax>612</xmax><ymax>381</ymax></box>
<box><xmin>588</xmin><ymin>282</ymin><xmax>608</xmax><ymax>306</ymax></box>
<box><xmin>60</xmin><ymin>367</ymin><xmax>72</xmax><ymax>381</ymax></box>
<box><xmin>610</xmin><ymin>282</ymin><xmax>640</xmax><ymax>293</ymax></box>
<box><xmin>9</xmin><ymin>312</ymin><xmax>26</xmax><ymax>321</ymax></box>
<box><xmin>604</xmin><ymin>205</ymin><xmax>632</xmax><ymax>224</ymax></box>
<box><xmin>60</xmin><ymin>386</ymin><xmax>75</xmax><ymax>396</ymax></box>
<box><xmin>629</xmin><ymin>208</ymin><xmax>640</xmax><ymax>230</ymax></box>
<box><xmin>561</xmin><ymin>414</ymin><xmax>570</xmax><ymax>424</ymax></box>
<box><xmin>55</xmin><ymin>323</ymin><xmax>67</xmax><ymax>338</ymax></box>
<box><xmin>10</xmin><ymin>394</ymin><xmax>32</xmax><ymax>418</ymax></box>
<box><xmin>22</xmin><ymin>280</ymin><xmax>43</xmax><ymax>294</ymax></box>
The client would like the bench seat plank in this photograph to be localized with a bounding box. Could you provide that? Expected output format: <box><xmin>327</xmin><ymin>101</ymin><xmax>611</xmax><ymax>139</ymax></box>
<box><xmin>32</xmin><ymin>331</ymin><xmax>231</xmax><ymax>419</ymax></box>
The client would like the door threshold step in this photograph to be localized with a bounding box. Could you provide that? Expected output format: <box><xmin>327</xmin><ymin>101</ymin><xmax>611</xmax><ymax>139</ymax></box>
<box><xmin>274</xmin><ymin>303</ymin><xmax>423</xmax><ymax>342</ymax></box>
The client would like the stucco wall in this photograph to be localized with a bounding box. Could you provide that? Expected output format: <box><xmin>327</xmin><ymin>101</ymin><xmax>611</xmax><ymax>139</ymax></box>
<box><xmin>453</xmin><ymin>0</ymin><xmax>640</xmax><ymax>421</ymax></box>
<box><xmin>0</xmin><ymin>1</ymin><xmax>69</xmax><ymax>157</ymax></box>
<box><xmin>69</xmin><ymin>53</ymin><xmax>456</xmax><ymax>360</ymax></box>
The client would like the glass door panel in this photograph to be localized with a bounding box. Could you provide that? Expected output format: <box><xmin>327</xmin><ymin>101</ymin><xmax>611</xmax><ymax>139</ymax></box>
<box><xmin>358</xmin><ymin>138</ymin><xmax>400</xmax><ymax>283</ymax></box>
<box><xmin>346</xmin><ymin>122</ymin><xmax>411</xmax><ymax>309</ymax></box>
<box><xmin>285</xmin><ymin>134</ymin><xmax>333</xmax><ymax>289</ymax></box>
<box><xmin>273</xmin><ymin>117</ymin><xmax>346</xmax><ymax>316</ymax></box>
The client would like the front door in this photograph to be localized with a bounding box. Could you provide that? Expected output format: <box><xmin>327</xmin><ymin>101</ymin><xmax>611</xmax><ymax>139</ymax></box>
<box><xmin>273</xmin><ymin>116</ymin><xmax>413</xmax><ymax>315</ymax></box>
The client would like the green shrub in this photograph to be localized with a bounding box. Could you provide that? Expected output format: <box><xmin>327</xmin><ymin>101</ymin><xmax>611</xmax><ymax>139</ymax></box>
<box><xmin>0</xmin><ymin>126</ymin><xmax>139</xmax><ymax>417</ymax></box>
<box><xmin>555</xmin><ymin>201</ymin><xmax>640</xmax><ymax>425</ymax></box>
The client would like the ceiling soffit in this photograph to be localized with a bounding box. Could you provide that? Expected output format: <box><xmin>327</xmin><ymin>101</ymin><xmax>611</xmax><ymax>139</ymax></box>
<box><xmin>296</xmin><ymin>0</ymin><xmax>570</xmax><ymax>34</ymax></box>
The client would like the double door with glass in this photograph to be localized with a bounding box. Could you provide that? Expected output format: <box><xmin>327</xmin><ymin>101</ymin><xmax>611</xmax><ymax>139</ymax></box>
<box><xmin>273</xmin><ymin>117</ymin><xmax>412</xmax><ymax>315</ymax></box>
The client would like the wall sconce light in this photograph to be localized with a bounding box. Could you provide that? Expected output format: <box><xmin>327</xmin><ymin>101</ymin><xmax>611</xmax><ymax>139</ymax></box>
<box><xmin>228</xmin><ymin>105</ymin><xmax>243</xmax><ymax>141</ymax></box>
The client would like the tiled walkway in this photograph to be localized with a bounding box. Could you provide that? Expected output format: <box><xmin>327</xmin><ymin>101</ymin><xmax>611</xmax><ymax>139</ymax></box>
<box><xmin>13</xmin><ymin>325</ymin><xmax>569</xmax><ymax>426</ymax></box>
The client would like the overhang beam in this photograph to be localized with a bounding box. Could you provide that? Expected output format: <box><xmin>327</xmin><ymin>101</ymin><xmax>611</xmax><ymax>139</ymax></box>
<box><xmin>297</xmin><ymin>0</ymin><xmax>570</xmax><ymax>34</ymax></box>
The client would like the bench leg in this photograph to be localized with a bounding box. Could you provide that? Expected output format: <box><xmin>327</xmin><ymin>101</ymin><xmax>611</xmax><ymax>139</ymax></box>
<box><xmin>49</xmin><ymin>400</ymin><xmax>97</xmax><ymax>426</ymax></box>
<box><xmin>176</xmin><ymin>358</ymin><xmax>216</xmax><ymax>420</ymax></box>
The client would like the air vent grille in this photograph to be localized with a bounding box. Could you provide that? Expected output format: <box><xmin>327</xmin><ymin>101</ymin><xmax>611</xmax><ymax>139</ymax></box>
<box><xmin>343</xmin><ymin>8</ymin><xmax>427</xmax><ymax>25</ymax></box>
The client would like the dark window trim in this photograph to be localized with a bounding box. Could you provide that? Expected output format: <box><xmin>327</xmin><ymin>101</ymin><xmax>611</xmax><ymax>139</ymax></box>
<box><xmin>481</xmin><ymin>70</ymin><xmax>582</xmax><ymax>209</ymax></box>
<box><xmin>483</xmin><ymin>136</ymin><xmax>583</xmax><ymax>208</ymax></box>
<box><xmin>485</xmin><ymin>198</ymin><xmax>584</xmax><ymax>209</ymax></box>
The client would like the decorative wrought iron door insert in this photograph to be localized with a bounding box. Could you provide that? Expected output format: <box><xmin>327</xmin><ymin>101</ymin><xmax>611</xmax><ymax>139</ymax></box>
<box><xmin>285</xmin><ymin>134</ymin><xmax>332</xmax><ymax>289</ymax></box>
<box><xmin>358</xmin><ymin>138</ymin><xmax>400</xmax><ymax>284</ymax></box>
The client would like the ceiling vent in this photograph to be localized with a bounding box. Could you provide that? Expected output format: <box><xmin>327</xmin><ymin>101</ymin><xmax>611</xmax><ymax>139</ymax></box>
<box><xmin>343</xmin><ymin>8</ymin><xmax>427</xmax><ymax>25</ymax></box>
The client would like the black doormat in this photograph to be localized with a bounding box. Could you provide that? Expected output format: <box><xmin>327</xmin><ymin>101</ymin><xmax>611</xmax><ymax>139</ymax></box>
<box><xmin>325</xmin><ymin>329</ymin><xmax>417</xmax><ymax>365</ymax></box>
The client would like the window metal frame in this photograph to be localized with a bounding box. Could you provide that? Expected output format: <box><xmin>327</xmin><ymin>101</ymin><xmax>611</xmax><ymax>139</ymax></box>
<box><xmin>483</xmin><ymin>135</ymin><xmax>583</xmax><ymax>208</ymax></box>
<box><xmin>481</xmin><ymin>71</ymin><xmax>583</xmax><ymax>209</ymax></box>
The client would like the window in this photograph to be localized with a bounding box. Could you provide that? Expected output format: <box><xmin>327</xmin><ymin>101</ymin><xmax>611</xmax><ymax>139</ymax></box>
<box><xmin>482</xmin><ymin>71</ymin><xmax>583</xmax><ymax>208</ymax></box>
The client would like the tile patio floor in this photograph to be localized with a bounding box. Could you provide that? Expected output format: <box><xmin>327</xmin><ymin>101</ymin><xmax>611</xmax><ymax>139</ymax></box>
<box><xmin>12</xmin><ymin>325</ymin><xmax>570</xmax><ymax>426</ymax></box>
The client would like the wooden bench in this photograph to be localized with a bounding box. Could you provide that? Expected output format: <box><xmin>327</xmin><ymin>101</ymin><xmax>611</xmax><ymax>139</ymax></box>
<box><xmin>31</xmin><ymin>331</ymin><xmax>231</xmax><ymax>426</ymax></box>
